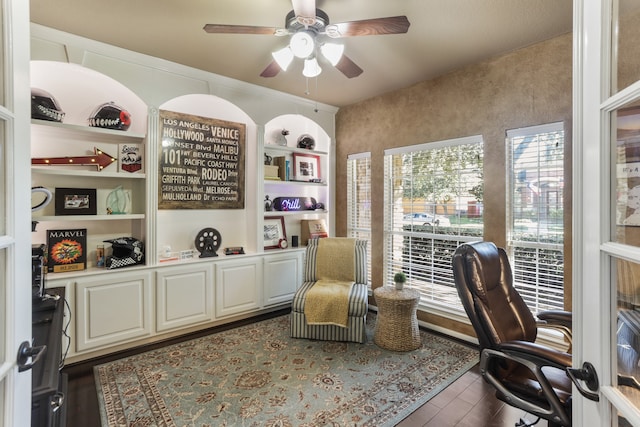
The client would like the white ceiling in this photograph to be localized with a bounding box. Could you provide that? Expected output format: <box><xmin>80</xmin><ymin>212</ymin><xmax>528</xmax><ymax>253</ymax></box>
<box><xmin>29</xmin><ymin>0</ymin><xmax>573</xmax><ymax>108</ymax></box>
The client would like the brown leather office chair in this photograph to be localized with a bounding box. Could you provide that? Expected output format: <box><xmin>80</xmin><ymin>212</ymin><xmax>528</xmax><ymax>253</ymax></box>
<box><xmin>452</xmin><ymin>241</ymin><xmax>577</xmax><ymax>427</ymax></box>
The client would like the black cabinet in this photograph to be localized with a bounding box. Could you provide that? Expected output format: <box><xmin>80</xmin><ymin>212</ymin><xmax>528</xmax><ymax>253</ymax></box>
<box><xmin>31</xmin><ymin>287</ymin><xmax>66</xmax><ymax>427</ymax></box>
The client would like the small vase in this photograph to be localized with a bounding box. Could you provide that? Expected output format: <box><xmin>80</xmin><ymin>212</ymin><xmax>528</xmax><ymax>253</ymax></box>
<box><xmin>395</xmin><ymin>281</ymin><xmax>404</xmax><ymax>290</ymax></box>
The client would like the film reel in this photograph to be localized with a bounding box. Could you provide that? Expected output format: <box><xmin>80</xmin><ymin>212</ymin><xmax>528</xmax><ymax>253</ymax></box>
<box><xmin>194</xmin><ymin>227</ymin><xmax>221</xmax><ymax>257</ymax></box>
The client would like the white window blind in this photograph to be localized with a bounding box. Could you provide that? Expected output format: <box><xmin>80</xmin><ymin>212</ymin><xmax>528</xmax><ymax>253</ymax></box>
<box><xmin>383</xmin><ymin>136</ymin><xmax>483</xmax><ymax>312</ymax></box>
<box><xmin>347</xmin><ymin>153</ymin><xmax>372</xmax><ymax>286</ymax></box>
<box><xmin>507</xmin><ymin>122</ymin><xmax>565</xmax><ymax>314</ymax></box>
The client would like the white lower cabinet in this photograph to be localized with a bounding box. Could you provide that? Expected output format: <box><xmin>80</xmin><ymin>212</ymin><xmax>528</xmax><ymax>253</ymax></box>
<box><xmin>75</xmin><ymin>270</ymin><xmax>152</xmax><ymax>352</ymax></box>
<box><xmin>215</xmin><ymin>257</ymin><xmax>262</xmax><ymax>318</ymax></box>
<box><xmin>263</xmin><ymin>251</ymin><xmax>303</xmax><ymax>306</ymax></box>
<box><xmin>53</xmin><ymin>251</ymin><xmax>304</xmax><ymax>361</ymax></box>
<box><xmin>156</xmin><ymin>264</ymin><xmax>214</xmax><ymax>332</ymax></box>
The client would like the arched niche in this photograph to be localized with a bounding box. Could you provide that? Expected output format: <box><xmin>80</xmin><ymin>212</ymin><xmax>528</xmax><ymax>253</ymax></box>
<box><xmin>262</xmin><ymin>114</ymin><xmax>333</xmax><ymax>244</ymax></box>
<box><xmin>30</xmin><ymin>61</ymin><xmax>148</xmax><ymax>134</ymax></box>
<box><xmin>264</xmin><ymin>114</ymin><xmax>331</xmax><ymax>152</ymax></box>
<box><xmin>156</xmin><ymin>94</ymin><xmax>258</xmax><ymax>254</ymax></box>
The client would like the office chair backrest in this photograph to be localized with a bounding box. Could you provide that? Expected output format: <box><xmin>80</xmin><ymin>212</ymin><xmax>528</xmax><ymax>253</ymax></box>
<box><xmin>452</xmin><ymin>241</ymin><xmax>537</xmax><ymax>350</ymax></box>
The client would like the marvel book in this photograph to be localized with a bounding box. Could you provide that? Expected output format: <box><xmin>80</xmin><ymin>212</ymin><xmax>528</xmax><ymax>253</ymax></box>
<box><xmin>46</xmin><ymin>228</ymin><xmax>87</xmax><ymax>273</ymax></box>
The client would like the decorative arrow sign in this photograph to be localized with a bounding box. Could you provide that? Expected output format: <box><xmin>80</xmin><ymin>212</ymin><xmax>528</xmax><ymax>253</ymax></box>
<box><xmin>32</xmin><ymin>147</ymin><xmax>116</xmax><ymax>171</ymax></box>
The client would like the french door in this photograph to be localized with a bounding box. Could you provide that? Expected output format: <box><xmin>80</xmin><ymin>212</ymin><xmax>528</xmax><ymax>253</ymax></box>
<box><xmin>0</xmin><ymin>0</ymin><xmax>35</xmax><ymax>425</ymax></box>
<box><xmin>576</xmin><ymin>0</ymin><xmax>640</xmax><ymax>425</ymax></box>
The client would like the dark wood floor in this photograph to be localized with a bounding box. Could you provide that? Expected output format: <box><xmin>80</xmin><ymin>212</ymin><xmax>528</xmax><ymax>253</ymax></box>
<box><xmin>396</xmin><ymin>365</ymin><xmax>548</xmax><ymax>427</ymax></box>
<box><xmin>62</xmin><ymin>312</ymin><xmax>547</xmax><ymax>427</ymax></box>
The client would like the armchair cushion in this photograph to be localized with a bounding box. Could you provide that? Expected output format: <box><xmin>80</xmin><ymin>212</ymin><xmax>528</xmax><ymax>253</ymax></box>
<box><xmin>304</xmin><ymin>280</ymin><xmax>354</xmax><ymax>327</ymax></box>
<box><xmin>292</xmin><ymin>281</ymin><xmax>368</xmax><ymax>318</ymax></box>
<box><xmin>303</xmin><ymin>238</ymin><xmax>368</xmax><ymax>283</ymax></box>
<box><xmin>304</xmin><ymin>238</ymin><xmax>357</xmax><ymax>327</ymax></box>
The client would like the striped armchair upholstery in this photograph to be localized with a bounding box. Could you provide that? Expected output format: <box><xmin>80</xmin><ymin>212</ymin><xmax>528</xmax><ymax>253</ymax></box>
<box><xmin>290</xmin><ymin>238</ymin><xmax>369</xmax><ymax>343</ymax></box>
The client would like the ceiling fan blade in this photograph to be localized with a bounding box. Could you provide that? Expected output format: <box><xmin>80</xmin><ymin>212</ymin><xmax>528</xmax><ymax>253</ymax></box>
<box><xmin>291</xmin><ymin>0</ymin><xmax>317</xmax><ymax>25</ymax></box>
<box><xmin>335</xmin><ymin>55</ymin><xmax>363</xmax><ymax>79</ymax></box>
<box><xmin>203</xmin><ymin>24</ymin><xmax>281</xmax><ymax>35</ymax></box>
<box><xmin>260</xmin><ymin>61</ymin><xmax>281</xmax><ymax>78</ymax></box>
<box><xmin>325</xmin><ymin>16</ymin><xmax>410</xmax><ymax>38</ymax></box>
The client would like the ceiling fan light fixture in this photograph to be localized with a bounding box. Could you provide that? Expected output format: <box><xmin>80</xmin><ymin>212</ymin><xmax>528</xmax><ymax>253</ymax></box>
<box><xmin>303</xmin><ymin>57</ymin><xmax>322</xmax><ymax>78</ymax></box>
<box><xmin>324</xmin><ymin>24</ymin><xmax>341</xmax><ymax>38</ymax></box>
<box><xmin>272</xmin><ymin>46</ymin><xmax>294</xmax><ymax>71</ymax></box>
<box><xmin>290</xmin><ymin>31</ymin><xmax>315</xmax><ymax>58</ymax></box>
<box><xmin>296</xmin><ymin>15</ymin><xmax>317</xmax><ymax>27</ymax></box>
<box><xmin>320</xmin><ymin>43</ymin><xmax>344</xmax><ymax>66</ymax></box>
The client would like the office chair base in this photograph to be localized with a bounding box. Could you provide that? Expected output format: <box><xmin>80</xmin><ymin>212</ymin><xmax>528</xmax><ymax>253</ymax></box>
<box><xmin>515</xmin><ymin>417</ymin><xmax>540</xmax><ymax>427</ymax></box>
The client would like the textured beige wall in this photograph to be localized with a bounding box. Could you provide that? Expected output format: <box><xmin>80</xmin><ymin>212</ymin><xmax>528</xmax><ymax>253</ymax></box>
<box><xmin>335</xmin><ymin>34</ymin><xmax>573</xmax><ymax>332</ymax></box>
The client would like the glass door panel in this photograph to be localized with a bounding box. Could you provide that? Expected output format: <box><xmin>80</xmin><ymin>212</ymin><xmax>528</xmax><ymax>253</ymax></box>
<box><xmin>614</xmin><ymin>0</ymin><xmax>640</xmax><ymax>94</ymax></box>
<box><xmin>0</xmin><ymin>120</ymin><xmax>4</xmax><ymax>236</ymax></box>
<box><xmin>608</xmin><ymin>81</ymin><xmax>640</xmax><ymax>427</ymax></box>
<box><xmin>616</xmin><ymin>258</ymin><xmax>640</xmax><ymax>402</ymax></box>
<box><xmin>611</xmin><ymin>258</ymin><xmax>640</xmax><ymax>427</ymax></box>
<box><xmin>612</xmin><ymin>103</ymin><xmax>640</xmax><ymax>245</ymax></box>
<box><xmin>0</xmin><ymin>251</ymin><xmax>5</xmax><ymax>363</ymax></box>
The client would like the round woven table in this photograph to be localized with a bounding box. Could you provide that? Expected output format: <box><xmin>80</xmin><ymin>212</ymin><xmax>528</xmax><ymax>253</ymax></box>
<box><xmin>373</xmin><ymin>286</ymin><xmax>421</xmax><ymax>351</ymax></box>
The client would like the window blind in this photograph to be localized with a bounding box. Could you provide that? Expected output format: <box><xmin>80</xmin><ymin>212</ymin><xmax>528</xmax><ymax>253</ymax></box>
<box><xmin>384</xmin><ymin>137</ymin><xmax>483</xmax><ymax>312</ymax></box>
<box><xmin>347</xmin><ymin>153</ymin><xmax>372</xmax><ymax>286</ymax></box>
<box><xmin>507</xmin><ymin>122</ymin><xmax>565</xmax><ymax>313</ymax></box>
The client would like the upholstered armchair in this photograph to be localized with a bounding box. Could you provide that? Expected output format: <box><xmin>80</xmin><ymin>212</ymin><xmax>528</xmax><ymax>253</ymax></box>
<box><xmin>290</xmin><ymin>237</ymin><xmax>369</xmax><ymax>343</ymax></box>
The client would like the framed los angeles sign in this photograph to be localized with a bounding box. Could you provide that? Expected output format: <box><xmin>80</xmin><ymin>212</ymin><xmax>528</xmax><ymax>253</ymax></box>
<box><xmin>158</xmin><ymin>110</ymin><xmax>246</xmax><ymax>210</ymax></box>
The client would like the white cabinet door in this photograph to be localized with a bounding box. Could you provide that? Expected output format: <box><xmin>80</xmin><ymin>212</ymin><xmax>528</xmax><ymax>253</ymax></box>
<box><xmin>75</xmin><ymin>270</ymin><xmax>152</xmax><ymax>352</ymax></box>
<box><xmin>156</xmin><ymin>264</ymin><xmax>213</xmax><ymax>332</ymax></box>
<box><xmin>263</xmin><ymin>251</ymin><xmax>302</xmax><ymax>306</ymax></box>
<box><xmin>215</xmin><ymin>258</ymin><xmax>262</xmax><ymax>318</ymax></box>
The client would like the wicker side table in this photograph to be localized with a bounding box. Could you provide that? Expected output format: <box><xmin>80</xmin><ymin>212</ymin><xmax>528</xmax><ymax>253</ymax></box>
<box><xmin>373</xmin><ymin>286</ymin><xmax>421</xmax><ymax>351</ymax></box>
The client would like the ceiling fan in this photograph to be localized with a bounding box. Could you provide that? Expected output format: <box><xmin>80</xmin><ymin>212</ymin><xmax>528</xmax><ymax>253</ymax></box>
<box><xmin>203</xmin><ymin>0</ymin><xmax>410</xmax><ymax>79</ymax></box>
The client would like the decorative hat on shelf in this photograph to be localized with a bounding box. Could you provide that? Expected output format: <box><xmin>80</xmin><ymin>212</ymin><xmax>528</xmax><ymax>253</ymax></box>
<box><xmin>88</xmin><ymin>102</ymin><xmax>131</xmax><ymax>131</ymax></box>
<box><xmin>31</xmin><ymin>88</ymin><xmax>65</xmax><ymax>122</ymax></box>
<box><xmin>297</xmin><ymin>134</ymin><xmax>315</xmax><ymax>150</ymax></box>
<box><xmin>103</xmin><ymin>237</ymin><xmax>144</xmax><ymax>269</ymax></box>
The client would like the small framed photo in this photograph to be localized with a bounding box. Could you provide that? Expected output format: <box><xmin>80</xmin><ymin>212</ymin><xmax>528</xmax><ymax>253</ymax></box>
<box><xmin>292</xmin><ymin>152</ymin><xmax>321</xmax><ymax>182</ymax></box>
<box><xmin>55</xmin><ymin>188</ymin><xmax>97</xmax><ymax>216</ymax></box>
<box><xmin>264</xmin><ymin>216</ymin><xmax>287</xmax><ymax>249</ymax></box>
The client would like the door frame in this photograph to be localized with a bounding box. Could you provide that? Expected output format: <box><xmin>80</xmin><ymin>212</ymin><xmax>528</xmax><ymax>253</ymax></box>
<box><xmin>575</xmin><ymin>0</ymin><xmax>640</xmax><ymax>424</ymax></box>
<box><xmin>0</xmin><ymin>0</ymin><xmax>36</xmax><ymax>424</ymax></box>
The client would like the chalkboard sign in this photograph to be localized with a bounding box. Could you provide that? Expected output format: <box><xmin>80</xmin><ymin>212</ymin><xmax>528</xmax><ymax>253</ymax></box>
<box><xmin>158</xmin><ymin>110</ymin><xmax>245</xmax><ymax>209</ymax></box>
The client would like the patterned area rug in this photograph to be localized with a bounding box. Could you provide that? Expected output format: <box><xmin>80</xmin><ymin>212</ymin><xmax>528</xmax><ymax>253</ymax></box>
<box><xmin>95</xmin><ymin>313</ymin><xmax>477</xmax><ymax>427</ymax></box>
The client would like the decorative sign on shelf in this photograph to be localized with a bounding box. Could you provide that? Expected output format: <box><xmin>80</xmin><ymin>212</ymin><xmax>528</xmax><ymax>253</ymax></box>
<box><xmin>158</xmin><ymin>110</ymin><xmax>246</xmax><ymax>209</ymax></box>
<box><xmin>272</xmin><ymin>196</ymin><xmax>317</xmax><ymax>211</ymax></box>
<box><xmin>118</xmin><ymin>143</ymin><xmax>144</xmax><ymax>173</ymax></box>
<box><xmin>32</xmin><ymin>147</ymin><xmax>116</xmax><ymax>171</ymax></box>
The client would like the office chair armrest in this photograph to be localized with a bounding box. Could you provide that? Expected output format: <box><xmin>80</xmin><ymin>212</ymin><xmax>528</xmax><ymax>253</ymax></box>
<box><xmin>537</xmin><ymin>310</ymin><xmax>572</xmax><ymax>329</ymax></box>
<box><xmin>499</xmin><ymin>340</ymin><xmax>572</xmax><ymax>369</ymax></box>
<box><xmin>536</xmin><ymin>310</ymin><xmax>572</xmax><ymax>351</ymax></box>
